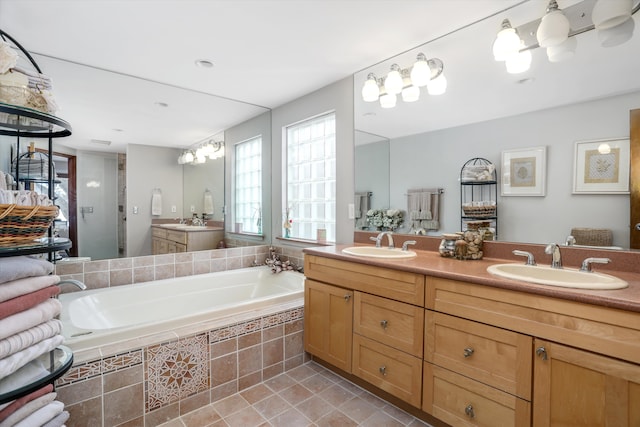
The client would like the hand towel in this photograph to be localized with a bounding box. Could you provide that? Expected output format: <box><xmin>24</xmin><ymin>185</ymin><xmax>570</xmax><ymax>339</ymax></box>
<box><xmin>0</xmin><ymin>285</ymin><xmax>60</xmax><ymax>320</ymax></box>
<box><xmin>203</xmin><ymin>190</ymin><xmax>214</xmax><ymax>215</ymax></box>
<box><xmin>151</xmin><ymin>189</ymin><xmax>162</xmax><ymax>216</ymax></box>
<box><xmin>41</xmin><ymin>410</ymin><xmax>69</xmax><ymax>427</ymax></box>
<box><xmin>0</xmin><ymin>334</ymin><xmax>64</xmax><ymax>379</ymax></box>
<box><xmin>0</xmin><ymin>384</ymin><xmax>53</xmax><ymax>421</ymax></box>
<box><xmin>0</xmin><ymin>275</ymin><xmax>60</xmax><ymax>303</ymax></box>
<box><xmin>0</xmin><ymin>299</ymin><xmax>61</xmax><ymax>341</ymax></box>
<box><xmin>0</xmin><ymin>392</ymin><xmax>56</xmax><ymax>427</ymax></box>
<box><xmin>13</xmin><ymin>400</ymin><xmax>64</xmax><ymax>427</ymax></box>
<box><xmin>0</xmin><ymin>319</ymin><xmax>62</xmax><ymax>359</ymax></box>
<box><xmin>0</xmin><ymin>257</ymin><xmax>54</xmax><ymax>285</ymax></box>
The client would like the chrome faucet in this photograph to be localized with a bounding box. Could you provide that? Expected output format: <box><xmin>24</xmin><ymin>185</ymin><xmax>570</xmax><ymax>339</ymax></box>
<box><xmin>545</xmin><ymin>243</ymin><xmax>562</xmax><ymax>269</ymax></box>
<box><xmin>580</xmin><ymin>257</ymin><xmax>611</xmax><ymax>272</ymax></box>
<box><xmin>58</xmin><ymin>279</ymin><xmax>87</xmax><ymax>292</ymax></box>
<box><xmin>402</xmin><ymin>240</ymin><xmax>417</xmax><ymax>251</ymax></box>
<box><xmin>370</xmin><ymin>231</ymin><xmax>395</xmax><ymax>249</ymax></box>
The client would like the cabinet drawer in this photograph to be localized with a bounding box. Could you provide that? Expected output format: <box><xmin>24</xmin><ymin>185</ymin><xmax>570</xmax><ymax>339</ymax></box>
<box><xmin>166</xmin><ymin>230</ymin><xmax>187</xmax><ymax>244</ymax></box>
<box><xmin>354</xmin><ymin>292</ymin><xmax>424</xmax><ymax>357</ymax></box>
<box><xmin>152</xmin><ymin>227</ymin><xmax>167</xmax><ymax>238</ymax></box>
<box><xmin>352</xmin><ymin>335</ymin><xmax>422</xmax><ymax>408</ymax></box>
<box><xmin>305</xmin><ymin>255</ymin><xmax>425</xmax><ymax>305</ymax></box>
<box><xmin>423</xmin><ymin>362</ymin><xmax>531</xmax><ymax>427</ymax></box>
<box><xmin>425</xmin><ymin>312</ymin><xmax>532</xmax><ymax>400</ymax></box>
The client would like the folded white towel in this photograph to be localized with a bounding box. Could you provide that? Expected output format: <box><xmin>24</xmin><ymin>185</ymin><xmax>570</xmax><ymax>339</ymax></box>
<box><xmin>14</xmin><ymin>400</ymin><xmax>64</xmax><ymax>427</ymax></box>
<box><xmin>151</xmin><ymin>189</ymin><xmax>162</xmax><ymax>216</ymax></box>
<box><xmin>0</xmin><ymin>359</ymin><xmax>49</xmax><ymax>395</ymax></box>
<box><xmin>0</xmin><ymin>319</ymin><xmax>62</xmax><ymax>359</ymax></box>
<box><xmin>0</xmin><ymin>256</ymin><xmax>54</xmax><ymax>285</ymax></box>
<box><xmin>0</xmin><ymin>392</ymin><xmax>56</xmax><ymax>427</ymax></box>
<box><xmin>0</xmin><ymin>334</ymin><xmax>64</xmax><ymax>379</ymax></box>
<box><xmin>203</xmin><ymin>190</ymin><xmax>214</xmax><ymax>215</ymax></box>
<box><xmin>0</xmin><ymin>299</ymin><xmax>61</xmax><ymax>341</ymax></box>
<box><xmin>41</xmin><ymin>410</ymin><xmax>69</xmax><ymax>427</ymax></box>
<box><xmin>0</xmin><ymin>274</ymin><xmax>60</xmax><ymax>303</ymax></box>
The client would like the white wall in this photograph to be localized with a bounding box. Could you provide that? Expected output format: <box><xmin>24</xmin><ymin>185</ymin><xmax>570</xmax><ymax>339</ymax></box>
<box><xmin>388</xmin><ymin>91</ymin><xmax>640</xmax><ymax>247</ymax></box>
<box><xmin>183</xmin><ymin>158</ymin><xmax>224</xmax><ymax>221</ymax></box>
<box><xmin>271</xmin><ymin>77</ymin><xmax>354</xmax><ymax>245</ymax></box>
<box><xmin>126</xmin><ymin>144</ymin><xmax>183</xmax><ymax>257</ymax></box>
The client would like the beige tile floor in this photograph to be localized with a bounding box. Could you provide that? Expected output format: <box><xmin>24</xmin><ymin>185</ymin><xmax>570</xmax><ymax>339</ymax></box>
<box><xmin>160</xmin><ymin>361</ymin><xmax>434</xmax><ymax>427</ymax></box>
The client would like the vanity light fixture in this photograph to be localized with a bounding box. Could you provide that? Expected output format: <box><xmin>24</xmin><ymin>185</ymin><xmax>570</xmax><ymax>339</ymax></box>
<box><xmin>361</xmin><ymin>53</ymin><xmax>446</xmax><ymax>108</ymax></box>
<box><xmin>178</xmin><ymin>140</ymin><xmax>224</xmax><ymax>165</ymax></box>
<box><xmin>493</xmin><ymin>0</ymin><xmax>639</xmax><ymax>73</ymax></box>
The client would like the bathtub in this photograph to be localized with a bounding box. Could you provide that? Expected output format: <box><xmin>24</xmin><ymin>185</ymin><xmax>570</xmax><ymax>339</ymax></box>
<box><xmin>58</xmin><ymin>266</ymin><xmax>304</xmax><ymax>352</ymax></box>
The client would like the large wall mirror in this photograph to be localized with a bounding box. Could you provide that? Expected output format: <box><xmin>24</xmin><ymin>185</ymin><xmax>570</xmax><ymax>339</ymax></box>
<box><xmin>354</xmin><ymin>1</ymin><xmax>640</xmax><ymax>249</ymax></box>
<box><xmin>4</xmin><ymin>54</ymin><xmax>269</xmax><ymax>260</ymax></box>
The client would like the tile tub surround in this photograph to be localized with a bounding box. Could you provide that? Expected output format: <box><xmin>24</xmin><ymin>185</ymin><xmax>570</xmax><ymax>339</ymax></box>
<box><xmin>54</xmin><ymin>245</ymin><xmax>305</xmax><ymax>291</ymax></box>
<box><xmin>55</xmin><ymin>305</ymin><xmax>306</xmax><ymax>427</ymax></box>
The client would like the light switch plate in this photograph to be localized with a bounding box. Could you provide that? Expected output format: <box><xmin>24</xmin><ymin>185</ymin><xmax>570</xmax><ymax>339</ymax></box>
<box><xmin>133</xmin><ymin>206</ymin><xmax>139</xmax><ymax>214</ymax></box>
<box><xmin>348</xmin><ymin>203</ymin><xmax>355</xmax><ymax>219</ymax></box>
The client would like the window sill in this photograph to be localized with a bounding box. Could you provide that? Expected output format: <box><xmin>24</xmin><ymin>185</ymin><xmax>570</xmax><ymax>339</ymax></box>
<box><xmin>275</xmin><ymin>236</ymin><xmax>334</xmax><ymax>246</ymax></box>
<box><xmin>227</xmin><ymin>232</ymin><xmax>264</xmax><ymax>240</ymax></box>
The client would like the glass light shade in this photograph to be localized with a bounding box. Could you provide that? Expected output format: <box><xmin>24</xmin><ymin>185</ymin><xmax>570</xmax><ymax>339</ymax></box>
<box><xmin>177</xmin><ymin>153</ymin><xmax>185</xmax><ymax>164</ymax></box>
<box><xmin>427</xmin><ymin>73</ymin><xmax>447</xmax><ymax>95</ymax></box>
<box><xmin>505</xmin><ymin>48</ymin><xmax>532</xmax><ymax>74</ymax></box>
<box><xmin>384</xmin><ymin>65</ymin><xmax>403</xmax><ymax>95</ymax></box>
<box><xmin>401</xmin><ymin>85</ymin><xmax>420</xmax><ymax>102</ymax></box>
<box><xmin>536</xmin><ymin>9</ymin><xmax>570</xmax><ymax>47</ymax></box>
<box><xmin>592</xmin><ymin>0</ymin><xmax>632</xmax><ymax>30</ymax></box>
<box><xmin>410</xmin><ymin>55</ymin><xmax>431</xmax><ymax>87</ymax></box>
<box><xmin>492</xmin><ymin>27</ymin><xmax>521</xmax><ymax>61</ymax></box>
<box><xmin>547</xmin><ymin>35</ymin><xmax>577</xmax><ymax>62</ymax></box>
<box><xmin>183</xmin><ymin>151</ymin><xmax>194</xmax><ymax>164</ymax></box>
<box><xmin>598</xmin><ymin>16</ymin><xmax>635</xmax><ymax>47</ymax></box>
<box><xmin>598</xmin><ymin>143</ymin><xmax>612</xmax><ymax>154</ymax></box>
<box><xmin>361</xmin><ymin>75</ymin><xmax>380</xmax><ymax>102</ymax></box>
<box><xmin>195</xmin><ymin>147</ymin><xmax>206</xmax><ymax>163</ymax></box>
<box><xmin>379</xmin><ymin>92</ymin><xmax>397</xmax><ymax>108</ymax></box>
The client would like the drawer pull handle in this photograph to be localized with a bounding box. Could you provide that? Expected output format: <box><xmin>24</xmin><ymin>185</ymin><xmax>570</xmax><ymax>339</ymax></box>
<box><xmin>379</xmin><ymin>366</ymin><xmax>387</xmax><ymax>376</ymax></box>
<box><xmin>465</xmin><ymin>404</ymin><xmax>475</xmax><ymax>418</ymax></box>
<box><xmin>344</xmin><ymin>294</ymin><xmax>351</xmax><ymax>302</ymax></box>
<box><xmin>536</xmin><ymin>346</ymin><xmax>548</xmax><ymax>361</ymax></box>
<box><xmin>463</xmin><ymin>347</ymin><xmax>474</xmax><ymax>358</ymax></box>
<box><xmin>380</xmin><ymin>320</ymin><xmax>388</xmax><ymax>329</ymax></box>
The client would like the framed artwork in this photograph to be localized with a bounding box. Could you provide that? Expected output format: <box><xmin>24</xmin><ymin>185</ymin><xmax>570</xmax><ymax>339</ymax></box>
<box><xmin>573</xmin><ymin>138</ymin><xmax>629</xmax><ymax>194</ymax></box>
<box><xmin>501</xmin><ymin>146</ymin><xmax>547</xmax><ymax>196</ymax></box>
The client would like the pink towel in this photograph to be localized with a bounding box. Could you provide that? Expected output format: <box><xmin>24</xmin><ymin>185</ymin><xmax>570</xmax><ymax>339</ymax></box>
<box><xmin>0</xmin><ymin>383</ymin><xmax>53</xmax><ymax>422</ymax></box>
<box><xmin>0</xmin><ymin>299</ymin><xmax>61</xmax><ymax>341</ymax></box>
<box><xmin>0</xmin><ymin>286</ymin><xmax>60</xmax><ymax>320</ymax></box>
<box><xmin>0</xmin><ymin>275</ymin><xmax>60</xmax><ymax>303</ymax></box>
<box><xmin>0</xmin><ymin>257</ymin><xmax>53</xmax><ymax>285</ymax></box>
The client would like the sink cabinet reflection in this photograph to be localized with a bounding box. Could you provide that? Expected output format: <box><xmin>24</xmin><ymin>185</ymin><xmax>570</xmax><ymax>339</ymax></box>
<box><xmin>151</xmin><ymin>225</ymin><xmax>223</xmax><ymax>255</ymax></box>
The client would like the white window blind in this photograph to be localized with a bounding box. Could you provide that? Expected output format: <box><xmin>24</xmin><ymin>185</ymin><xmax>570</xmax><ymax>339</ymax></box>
<box><xmin>234</xmin><ymin>136</ymin><xmax>262</xmax><ymax>234</ymax></box>
<box><xmin>285</xmin><ymin>112</ymin><xmax>336</xmax><ymax>241</ymax></box>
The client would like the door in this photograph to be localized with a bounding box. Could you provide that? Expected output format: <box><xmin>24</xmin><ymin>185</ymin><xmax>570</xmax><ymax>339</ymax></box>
<box><xmin>631</xmin><ymin>109</ymin><xmax>640</xmax><ymax>249</ymax></box>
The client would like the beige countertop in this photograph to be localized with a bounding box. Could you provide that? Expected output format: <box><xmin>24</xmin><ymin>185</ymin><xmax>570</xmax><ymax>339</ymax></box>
<box><xmin>303</xmin><ymin>244</ymin><xmax>640</xmax><ymax>313</ymax></box>
<box><xmin>151</xmin><ymin>224</ymin><xmax>223</xmax><ymax>232</ymax></box>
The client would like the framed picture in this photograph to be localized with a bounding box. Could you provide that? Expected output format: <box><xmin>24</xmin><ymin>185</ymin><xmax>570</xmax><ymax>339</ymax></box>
<box><xmin>501</xmin><ymin>146</ymin><xmax>547</xmax><ymax>196</ymax></box>
<box><xmin>573</xmin><ymin>138</ymin><xmax>629</xmax><ymax>194</ymax></box>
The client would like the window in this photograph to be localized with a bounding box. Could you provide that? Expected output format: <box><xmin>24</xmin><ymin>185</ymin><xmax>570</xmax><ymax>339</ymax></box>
<box><xmin>285</xmin><ymin>112</ymin><xmax>336</xmax><ymax>241</ymax></box>
<box><xmin>234</xmin><ymin>136</ymin><xmax>262</xmax><ymax>234</ymax></box>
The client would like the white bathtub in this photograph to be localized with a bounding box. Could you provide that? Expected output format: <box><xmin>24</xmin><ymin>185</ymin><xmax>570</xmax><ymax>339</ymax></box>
<box><xmin>59</xmin><ymin>266</ymin><xmax>304</xmax><ymax>352</ymax></box>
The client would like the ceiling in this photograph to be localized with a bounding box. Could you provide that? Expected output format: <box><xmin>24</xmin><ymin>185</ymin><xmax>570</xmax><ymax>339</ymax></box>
<box><xmin>1</xmin><ymin>0</ymin><xmax>638</xmax><ymax>152</ymax></box>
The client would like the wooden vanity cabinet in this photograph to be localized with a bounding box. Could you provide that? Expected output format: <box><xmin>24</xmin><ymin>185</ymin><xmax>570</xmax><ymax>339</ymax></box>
<box><xmin>151</xmin><ymin>226</ymin><xmax>223</xmax><ymax>254</ymax></box>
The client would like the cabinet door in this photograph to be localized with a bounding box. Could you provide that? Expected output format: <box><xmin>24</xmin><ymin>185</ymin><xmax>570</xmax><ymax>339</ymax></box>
<box><xmin>152</xmin><ymin>237</ymin><xmax>168</xmax><ymax>255</ymax></box>
<box><xmin>533</xmin><ymin>339</ymin><xmax>640</xmax><ymax>427</ymax></box>
<box><xmin>304</xmin><ymin>279</ymin><xmax>353</xmax><ymax>373</ymax></box>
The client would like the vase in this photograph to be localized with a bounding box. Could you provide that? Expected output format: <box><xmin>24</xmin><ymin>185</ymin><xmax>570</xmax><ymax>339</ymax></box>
<box><xmin>285</xmin><ymin>228</ymin><xmax>290</xmax><ymax>238</ymax></box>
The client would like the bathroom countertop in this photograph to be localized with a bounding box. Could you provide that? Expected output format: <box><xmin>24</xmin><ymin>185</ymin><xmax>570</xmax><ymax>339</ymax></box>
<box><xmin>303</xmin><ymin>244</ymin><xmax>640</xmax><ymax>313</ymax></box>
<box><xmin>151</xmin><ymin>224</ymin><xmax>224</xmax><ymax>232</ymax></box>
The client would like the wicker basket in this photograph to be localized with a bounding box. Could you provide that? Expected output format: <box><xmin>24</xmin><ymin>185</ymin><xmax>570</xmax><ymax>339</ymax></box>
<box><xmin>462</xmin><ymin>204</ymin><xmax>496</xmax><ymax>218</ymax></box>
<box><xmin>570</xmin><ymin>228</ymin><xmax>613</xmax><ymax>247</ymax></box>
<box><xmin>0</xmin><ymin>203</ymin><xmax>59</xmax><ymax>245</ymax></box>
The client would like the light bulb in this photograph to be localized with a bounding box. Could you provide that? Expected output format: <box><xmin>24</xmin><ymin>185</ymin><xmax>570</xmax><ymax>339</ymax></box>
<box><xmin>379</xmin><ymin>92</ymin><xmax>397</xmax><ymax>108</ymax></box>
<box><xmin>427</xmin><ymin>73</ymin><xmax>447</xmax><ymax>95</ymax></box>
<box><xmin>410</xmin><ymin>53</ymin><xmax>431</xmax><ymax>87</ymax></box>
<box><xmin>361</xmin><ymin>73</ymin><xmax>380</xmax><ymax>102</ymax></box>
<box><xmin>536</xmin><ymin>1</ymin><xmax>570</xmax><ymax>48</ymax></box>
<box><xmin>184</xmin><ymin>151</ymin><xmax>194</xmax><ymax>164</ymax></box>
<box><xmin>598</xmin><ymin>143</ymin><xmax>611</xmax><ymax>154</ymax></box>
<box><xmin>493</xmin><ymin>19</ymin><xmax>521</xmax><ymax>61</ymax></box>
<box><xmin>384</xmin><ymin>64</ymin><xmax>403</xmax><ymax>95</ymax></box>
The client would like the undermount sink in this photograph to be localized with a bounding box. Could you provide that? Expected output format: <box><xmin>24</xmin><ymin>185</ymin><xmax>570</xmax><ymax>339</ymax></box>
<box><xmin>342</xmin><ymin>246</ymin><xmax>417</xmax><ymax>259</ymax></box>
<box><xmin>487</xmin><ymin>263</ymin><xmax>628</xmax><ymax>290</ymax></box>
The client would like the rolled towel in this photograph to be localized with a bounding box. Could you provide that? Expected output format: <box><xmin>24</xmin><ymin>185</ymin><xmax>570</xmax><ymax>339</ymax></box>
<box><xmin>0</xmin><ymin>299</ymin><xmax>61</xmax><ymax>341</ymax></box>
<box><xmin>0</xmin><ymin>383</ymin><xmax>53</xmax><ymax>421</ymax></box>
<box><xmin>0</xmin><ymin>319</ymin><xmax>62</xmax><ymax>359</ymax></box>
<box><xmin>0</xmin><ymin>256</ymin><xmax>54</xmax><ymax>285</ymax></box>
<box><xmin>0</xmin><ymin>285</ymin><xmax>60</xmax><ymax>320</ymax></box>
<box><xmin>0</xmin><ymin>275</ymin><xmax>60</xmax><ymax>303</ymax></box>
<box><xmin>13</xmin><ymin>400</ymin><xmax>64</xmax><ymax>427</ymax></box>
<box><xmin>0</xmin><ymin>334</ymin><xmax>64</xmax><ymax>379</ymax></box>
<box><xmin>203</xmin><ymin>190</ymin><xmax>214</xmax><ymax>215</ymax></box>
<box><xmin>0</xmin><ymin>392</ymin><xmax>56</xmax><ymax>427</ymax></box>
<box><xmin>41</xmin><ymin>410</ymin><xmax>69</xmax><ymax>427</ymax></box>
<box><xmin>151</xmin><ymin>189</ymin><xmax>162</xmax><ymax>216</ymax></box>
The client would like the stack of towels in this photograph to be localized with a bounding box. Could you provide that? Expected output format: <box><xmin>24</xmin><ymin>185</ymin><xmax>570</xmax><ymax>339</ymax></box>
<box><xmin>0</xmin><ymin>190</ymin><xmax>53</xmax><ymax>206</ymax></box>
<box><xmin>0</xmin><ymin>256</ymin><xmax>69</xmax><ymax>427</ymax></box>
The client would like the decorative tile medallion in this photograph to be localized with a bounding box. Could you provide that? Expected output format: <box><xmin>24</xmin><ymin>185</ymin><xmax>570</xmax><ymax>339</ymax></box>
<box><xmin>145</xmin><ymin>334</ymin><xmax>209</xmax><ymax>411</ymax></box>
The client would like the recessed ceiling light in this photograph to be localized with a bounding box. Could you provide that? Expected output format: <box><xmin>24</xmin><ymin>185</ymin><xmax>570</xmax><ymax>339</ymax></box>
<box><xmin>155</xmin><ymin>102</ymin><xmax>169</xmax><ymax>108</ymax></box>
<box><xmin>195</xmin><ymin>59</ymin><xmax>214</xmax><ymax>68</ymax></box>
<box><xmin>516</xmin><ymin>77</ymin><xmax>535</xmax><ymax>85</ymax></box>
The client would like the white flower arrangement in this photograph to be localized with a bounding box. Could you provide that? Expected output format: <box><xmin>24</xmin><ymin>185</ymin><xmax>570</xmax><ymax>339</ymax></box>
<box><xmin>0</xmin><ymin>40</ymin><xmax>18</xmax><ymax>74</ymax></box>
<box><xmin>366</xmin><ymin>209</ymin><xmax>404</xmax><ymax>231</ymax></box>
